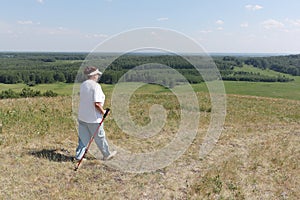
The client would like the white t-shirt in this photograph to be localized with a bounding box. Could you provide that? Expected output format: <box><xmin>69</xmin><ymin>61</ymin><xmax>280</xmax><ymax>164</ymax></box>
<box><xmin>78</xmin><ymin>79</ymin><xmax>105</xmax><ymax>123</ymax></box>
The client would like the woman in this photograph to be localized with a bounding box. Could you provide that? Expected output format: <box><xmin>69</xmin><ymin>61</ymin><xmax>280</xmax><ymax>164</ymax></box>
<box><xmin>75</xmin><ymin>66</ymin><xmax>116</xmax><ymax>161</ymax></box>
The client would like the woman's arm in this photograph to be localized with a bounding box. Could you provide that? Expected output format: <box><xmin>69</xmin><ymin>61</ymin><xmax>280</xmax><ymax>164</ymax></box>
<box><xmin>95</xmin><ymin>102</ymin><xmax>105</xmax><ymax>115</ymax></box>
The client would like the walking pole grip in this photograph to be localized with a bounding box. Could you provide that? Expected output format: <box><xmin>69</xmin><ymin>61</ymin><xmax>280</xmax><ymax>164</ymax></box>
<box><xmin>103</xmin><ymin>108</ymin><xmax>110</xmax><ymax>119</ymax></box>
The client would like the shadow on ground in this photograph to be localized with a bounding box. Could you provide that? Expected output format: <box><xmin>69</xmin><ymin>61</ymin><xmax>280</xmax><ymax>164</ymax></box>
<box><xmin>30</xmin><ymin>148</ymin><xmax>74</xmax><ymax>162</ymax></box>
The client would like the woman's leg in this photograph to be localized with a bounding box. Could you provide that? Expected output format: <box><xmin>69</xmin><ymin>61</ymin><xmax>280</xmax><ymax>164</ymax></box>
<box><xmin>75</xmin><ymin>120</ymin><xmax>91</xmax><ymax>160</ymax></box>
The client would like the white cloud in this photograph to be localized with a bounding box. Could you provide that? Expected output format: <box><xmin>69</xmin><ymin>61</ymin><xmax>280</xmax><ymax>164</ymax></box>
<box><xmin>37</xmin><ymin>0</ymin><xmax>44</xmax><ymax>4</ymax></box>
<box><xmin>215</xmin><ymin>20</ymin><xmax>224</xmax><ymax>25</ymax></box>
<box><xmin>58</xmin><ymin>27</ymin><xmax>67</xmax><ymax>31</ymax></box>
<box><xmin>199</xmin><ymin>30</ymin><xmax>212</xmax><ymax>34</ymax></box>
<box><xmin>85</xmin><ymin>33</ymin><xmax>108</xmax><ymax>38</ymax></box>
<box><xmin>18</xmin><ymin>20</ymin><xmax>34</xmax><ymax>25</ymax></box>
<box><xmin>240</xmin><ymin>23</ymin><xmax>249</xmax><ymax>28</ymax></box>
<box><xmin>215</xmin><ymin>20</ymin><xmax>224</xmax><ymax>31</ymax></box>
<box><xmin>151</xmin><ymin>31</ymin><xmax>157</xmax><ymax>36</ymax></box>
<box><xmin>285</xmin><ymin>18</ymin><xmax>300</xmax><ymax>27</ymax></box>
<box><xmin>157</xmin><ymin>17</ymin><xmax>169</xmax><ymax>21</ymax></box>
<box><xmin>245</xmin><ymin>4</ymin><xmax>263</xmax><ymax>11</ymax></box>
<box><xmin>0</xmin><ymin>19</ymin><xmax>111</xmax><ymax>51</ymax></box>
<box><xmin>48</xmin><ymin>27</ymin><xmax>76</xmax><ymax>35</ymax></box>
<box><xmin>262</xmin><ymin>19</ymin><xmax>284</xmax><ymax>29</ymax></box>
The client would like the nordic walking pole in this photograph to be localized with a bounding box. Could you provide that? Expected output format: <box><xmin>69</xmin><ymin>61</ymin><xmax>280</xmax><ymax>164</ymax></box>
<box><xmin>74</xmin><ymin>108</ymin><xmax>110</xmax><ymax>171</ymax></box>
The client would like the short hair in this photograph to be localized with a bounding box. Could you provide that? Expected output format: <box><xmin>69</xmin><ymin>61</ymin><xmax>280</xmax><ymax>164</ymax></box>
<box><xmin>83</xmin><ymin>66</ymin><xmax>97</xmax><ymax>76</ymax></box>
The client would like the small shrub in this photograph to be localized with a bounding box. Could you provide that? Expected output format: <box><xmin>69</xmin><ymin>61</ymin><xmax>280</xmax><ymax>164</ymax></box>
<box><xmin>20</xmin><ymin>87</ymin><xmax>41</xmax><ymax>98</ymax></box>
<box><xmin>43</xmin><ymin>90</ymin><xmax>58</xmax><ymax>97</ymax></box>
<box><xmin>26</xmin><ymin>81</ymin><xmax>36</xmax><ymax>87</ymax></box>
<box><xmin>0</xmin><ymin>88</ymin><xmax>58</xmax><ymax>99</ymax></box>
<box><xmin>0</xmin><ymin>89</ymin><xmax>19</xmax><ymax>99</ymax></box>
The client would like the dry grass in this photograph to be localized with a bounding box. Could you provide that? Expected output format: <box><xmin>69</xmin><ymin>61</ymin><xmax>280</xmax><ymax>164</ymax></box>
<box><xmin>0</xmin><ymin>91</ymin><xmax>299</xmax><ymax>199</ymax></box>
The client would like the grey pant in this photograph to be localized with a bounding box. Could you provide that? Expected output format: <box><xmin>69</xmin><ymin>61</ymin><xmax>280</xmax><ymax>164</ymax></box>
<box><xmin>75</xmin><ymin>120</ymin><xmax>110</xmax><ymax>160</ymax></box>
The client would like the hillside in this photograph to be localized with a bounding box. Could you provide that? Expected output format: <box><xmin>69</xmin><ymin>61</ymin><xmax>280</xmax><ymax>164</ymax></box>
<box><xmin>242</xmin><ymin>54</ymin><xmax>300</xmax><ymax>76</ymax></box>
<box><xmin>0</xmin><ymin>89</ymin><xmax>299</xmax><ymax>199</ymax></box>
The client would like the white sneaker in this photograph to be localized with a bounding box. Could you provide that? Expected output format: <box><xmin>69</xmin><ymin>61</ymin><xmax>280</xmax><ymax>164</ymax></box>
<box><xmin>75</xmin><ymin>157</ymin><xmax>87</xmax><ymax>161</ymax></box>
<box><xmin>103</xmin><ymin>151</ymin><xmax>117</xmax><ymax>160</ymax></box>
<box><xmin>75</xmin><ymin>147</ymin><xmax>86</xmax><ymax>161</ymax></box>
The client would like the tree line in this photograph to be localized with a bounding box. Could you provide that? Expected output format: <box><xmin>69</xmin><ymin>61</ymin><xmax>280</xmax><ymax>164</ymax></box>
<box><xmin>0</xmin><ymin>53</ymin><xmax>82</xmax><ymax>85</ymax></box>
<box><xmin>0</xmin><ymin>52</ymin><xmax>298</xmax><ymax>86</ymax></box>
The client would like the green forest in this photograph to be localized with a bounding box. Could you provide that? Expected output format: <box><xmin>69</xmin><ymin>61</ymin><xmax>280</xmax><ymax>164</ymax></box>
<box><xmin>0</xmin><ymin>52</ymin><xmax>299</xmax><ymax>86</ymax></box>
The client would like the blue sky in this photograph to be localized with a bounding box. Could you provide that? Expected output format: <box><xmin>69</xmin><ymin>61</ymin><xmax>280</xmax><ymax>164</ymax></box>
<box><xmin>1</xmin><ymin>0</ymin><xmax>300</xmax><ymax>53</ymax></box>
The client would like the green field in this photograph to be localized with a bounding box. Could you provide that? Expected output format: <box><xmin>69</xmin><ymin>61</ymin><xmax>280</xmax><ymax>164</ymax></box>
<box><xmin>0</xmin><ymin>83</ymin><xmax>74</xmax><ymax>96</ymax></box>
<box><xmin>233</xmin><ymin>64</ymin><xmax>293</xmax><ymax>77</ymax></box>
<box><xmin>226</xmin><ymin>66</ymin><xmax>300</xmax><ymax>100</ymax></box>
<box><xmin>223</xmin><ymin>79</ymin><xmax>300</xmax><ymax>100</ymax></box>
<box><xmin>1</xmin><ymin>77</ymin><xmax>300</xmax><ymax>100</ymax></box>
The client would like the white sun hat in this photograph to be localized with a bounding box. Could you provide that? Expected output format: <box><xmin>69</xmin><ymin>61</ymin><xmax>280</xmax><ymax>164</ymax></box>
<box><xmin>88</xmin><ymin>69</ymin><xmax>102</xmax><ymax>76</ymax></box>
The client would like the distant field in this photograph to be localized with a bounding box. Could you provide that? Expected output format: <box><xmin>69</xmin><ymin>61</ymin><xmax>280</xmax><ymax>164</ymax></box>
<box><xmin>228</xmin><ymin>66</ymin><xmax>300</xmax><ymax>100</ymax></box>
<box><xmin>1</xmin><ymin>76</ymin><xmax>300</xmax><ymax>100</ymax></box>
<box><xmin>0</xmin><ymin>83</ymin><xmax>74</xmax><ymax>96</ymax></box>
<box><xmin>192</xmin><ymin>75</ymin><xmax>300</xmax><ymax>101</ymax></box>
<box><xmin>234</xmin><ymin>64</ymin><xmax>294</xmax><ymax>77</ymax></box>
<box><xmin>223</xmin><ymin>79</ymin><xmax>300</xmax><ymax>100</ymax></box>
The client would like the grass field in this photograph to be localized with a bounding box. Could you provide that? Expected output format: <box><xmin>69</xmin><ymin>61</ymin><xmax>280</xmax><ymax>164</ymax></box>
<box><xmin>223</xmin><ymin>79</ymin><xmax>300</xmax><ymax>100</ymax></box>
<box><xmin>192</xmin><ymin>66</ymin><xmax>300</xmax><ymax>101</ymax></box>
<box><xmin>0</xmin><ymin>83</ymin><xmax>75</xmax><ymax>96</ymax></box>
<box><xmin>1</xmin><ymin>75</ymin><xmax>300</xmax><ymax>101</ymax></box>
<box><xmin>233</xmin><ymin>64</ymin><xmax>293</xmax><ymax>77</ymax></box>
<box><xmin>0</xmin><ymin>77</ymin><xmax>299</xmax><ymax>199</ymax></box>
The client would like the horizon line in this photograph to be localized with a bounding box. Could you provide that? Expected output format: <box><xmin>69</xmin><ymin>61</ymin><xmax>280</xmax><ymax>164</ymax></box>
<box><xmin>0</xmin><ymin>51</ymin><xmax>297</xmax><ymax>57</ymax></box>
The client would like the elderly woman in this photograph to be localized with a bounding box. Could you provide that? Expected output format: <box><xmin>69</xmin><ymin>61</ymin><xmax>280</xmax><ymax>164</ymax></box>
<box><xmin>75</xmin><ymin>66</ymin><xmax>116</xmax><ymax>161</ymax></box>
